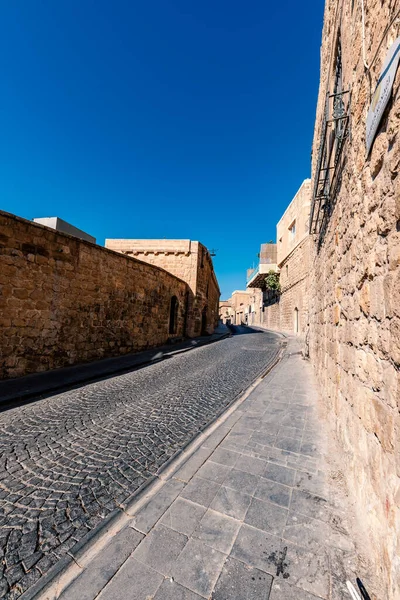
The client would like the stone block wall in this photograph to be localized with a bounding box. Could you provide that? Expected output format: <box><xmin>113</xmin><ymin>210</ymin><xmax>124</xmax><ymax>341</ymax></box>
<box><xmin>195</xmin><ymin>247</ymin><xmax>220</xmax><ymax>335</ymax></box>
<box><xmin>105</xmin><ymin>239</ymin><xmax>220</xmax><ymax>337</ymax></box>
<box><xmin>278</xmin><ymin>236</ymin><xmax>311</xmax><ymax>334</ymax></box>
<box><xmin>260</xmin><ymin>296</ymin><xmax>281</xmax><ymax>330</ymax></box>
<box><xmin>0</xmin><ymin>212</ymin><xmax>188</xmax><ymax>380</ymax></box>
<box><xmin>244</xmin><ymin>237</ymin><xmax>310</xmax><ymax>335</ymax></box>
<box><xmin>277</xmin><ymin>179</ymin><xmax>311</xmax><ymax>266</ymax></box>
<box><xmin>309</xmin><ymin>1</ymin><xmax>400</xmax><ymax>596</ymax></box>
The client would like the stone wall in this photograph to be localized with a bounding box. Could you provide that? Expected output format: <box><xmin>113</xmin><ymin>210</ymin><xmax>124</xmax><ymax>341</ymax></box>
<box><xmin>278</xmin><ymin>236</ymin><xmax>311</xmax><ymax>334</ymax></box>
<box><xmin>259</xmin><ymin>293</ymin><xmax>281</xmax><ymax>331</ymax></box>
<box><xmin>195</xmin><ymin>246</ymin><xmax>220</xmax><ymax>335</ymax></box>
<box><xmin>105</xmin><ymin>239</ymin><xmax>220</xmax><ymax>337</ymax></box>
<box><xmin>277</xmin><ymin>179</ymin><xmax>311</xmax><ymax>266</ymax></box>
<box><xmin>219</xmin><ymin>300</ymin><xmax>232</xmax><ymax>324</ymax></box>
<box><xmin>0</xmin><ymin>212</ymin><xmax>188</xmax><ymax>380</ymax></box>
<box><xmin>228</xmin><ymin>290</ymin><xmax>252</xmax><ymax>325</ymax></box>
<box><xmin>309</xmin><ymin>1</ymin><xmax>400</xmax><ymax>596</ymax></box>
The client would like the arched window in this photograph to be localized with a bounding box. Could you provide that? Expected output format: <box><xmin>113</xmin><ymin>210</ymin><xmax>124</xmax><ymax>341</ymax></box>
<box><xmin>169</xmin><ymin>296</ymin><xmax>179</xmax><ymax>334</ymax></box>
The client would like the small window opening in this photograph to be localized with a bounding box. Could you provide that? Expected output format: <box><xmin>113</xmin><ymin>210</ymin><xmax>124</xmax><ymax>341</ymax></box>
<box><xmin>289</xmin><ymin>221</ymin><xmax>296</xmax><ymax>242</ymax></box>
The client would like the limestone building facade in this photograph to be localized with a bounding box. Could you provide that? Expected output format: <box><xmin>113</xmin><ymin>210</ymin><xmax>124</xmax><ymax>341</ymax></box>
<box><xmin>246</xmin><ymin>243</ymin><xmax>278</xmax><ymax>328</ymax></box>
<box><xmin>219</xmin><ymin>300</ymin><xmax>234</xmax><ymax>325</ymax></box>
<box><xmin>309</xmin><ymin>2</ymin><xmax>400</xmax><ymax>596</ymax></box>
<box><xmin>245</xmin><ymin>181</ymin><xmax>311</xmax><ymax>334</ymax></box>
<box><xmin>105</xmin><ymin>239</ymin><xmax>220</xmax><ymax>337</ymax></box>
<box><xmin>277</xmin><ymin>179</ymin><xmax>311</xmax><ymax>334</ymax></box>
<box><xmin>230</xmin><ymin>290</ymin><xmax>252</xmax><ymax>325</ymax></box>
<box><xmin>219</xmin><ymin>290</ymin><xmax>253</xmax><ymax>326</ymax></box>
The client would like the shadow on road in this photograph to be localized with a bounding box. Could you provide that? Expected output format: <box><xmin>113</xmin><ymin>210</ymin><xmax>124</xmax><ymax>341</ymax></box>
<box><xmin>227</xmin><ymin>324</ymin><xmax>265</xmax><ymax>335</ymax></box>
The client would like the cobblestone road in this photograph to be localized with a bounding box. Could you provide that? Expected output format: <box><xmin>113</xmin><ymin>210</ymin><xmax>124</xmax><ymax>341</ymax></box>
<box><xmin>0</xmin><ymin>328</ymin><xmax>280</xmax><ymax>598</ymax></box>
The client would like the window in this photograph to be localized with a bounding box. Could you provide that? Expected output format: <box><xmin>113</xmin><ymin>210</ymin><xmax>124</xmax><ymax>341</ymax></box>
<box><xmin>309</xmin><ymin>30</ymin><xmax>350</xmax><ymax>240</ymax></box>
<box><xmin>169</xmin><ymin>296</ymin><xmax>179</xmax><ymax>334</ymax></box>
<box><xmin>289</xmin><ymin>221</ymin><xmax>296</xmax><ymax>242</ymax></box>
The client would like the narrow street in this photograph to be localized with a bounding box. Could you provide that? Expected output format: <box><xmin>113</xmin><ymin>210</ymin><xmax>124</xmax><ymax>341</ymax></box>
<box><xmin>0</xmin><ymin>328</ymin><xmax>281</xmax><ymax>598</ymax></box>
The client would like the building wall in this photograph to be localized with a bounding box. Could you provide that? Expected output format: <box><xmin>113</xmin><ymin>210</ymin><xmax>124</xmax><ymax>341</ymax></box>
<box><xmin>259</xmin><ymin>243</ymin><xmax>277</xmax><ymax>264</ymax></box>
<box><xmin>246</xmin><ymin>289</ymin><xmax>262</xmax><ymax>326</ymax></box>
<box><xmin>309</xmin><ymin>1</ymin><xmax>400</xmax><ymax>596</ymax></box>
<box><xmin>260</xmin><ymin>294</ymin><xmax>281</xmax><ymax>330</ymax></box>
<box><xmin>33</xmin><ymin>217</ymin><xmax>96</xmax><ymax>244</ymax></box>
<box><xmin>0</xmin><ymin>212</ymin><xmax>188</xmax><ymax>380</ymax></box>
<box><xmin>219</xmin><ymin>300</ymin><xmax>233</xmax><ymax>324</ymax></box>
<box><xmin>246</xmin><ymin>183</ymin><xmax>311</xmax><ymax>335</ymax></box>
<box><xmin>105</xmin><ymin>239</ymin><xmax>220</xmax><ymax>337</ymax></box>
<box><xmin>277</xmin><ymin>179</ymin><xmax>311</xmax><ymax>266</ymax></box>
<box><xmin>278</xmin><ymin>236</ymin><xmax>311</xmax><ymax>334</ymax></box>
<box><xmin>229</xmin><ymin>290</ymin><xmax>252</xmax><ymax>325</ymax></box>
<box><xmin>195</xmin><ymin>247</ymin><xmax>220</xmax><ymax>335</ymax></box>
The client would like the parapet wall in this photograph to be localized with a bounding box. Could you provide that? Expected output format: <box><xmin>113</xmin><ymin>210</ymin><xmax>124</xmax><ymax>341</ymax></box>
<box><xmin>0</xmin><ymin>212</ymin><xmax>188</xmax><ymax>380</ymax></box>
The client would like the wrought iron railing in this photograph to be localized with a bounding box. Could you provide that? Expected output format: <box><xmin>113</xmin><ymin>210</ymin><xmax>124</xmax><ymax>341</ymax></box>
<box><xmin>246</xmin><ymin>265</ymin><xmax>259</xmax><ymax>284</ymax></box>
<box><xmin>310</xmin><ymin>88</ymin><xmax>351</xmax><ymax>238</ymax></box>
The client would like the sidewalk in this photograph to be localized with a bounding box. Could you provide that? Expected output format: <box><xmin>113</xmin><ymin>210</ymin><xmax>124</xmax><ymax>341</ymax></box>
<box><xmin>37</xmin><ymin>338</ymin><xmax>368</xmax><ymax>600</ymax></box>
<box><xmin>0</xmin><ymin>324</ymin><xmax>231</xmax><ymax>405</ymax></box>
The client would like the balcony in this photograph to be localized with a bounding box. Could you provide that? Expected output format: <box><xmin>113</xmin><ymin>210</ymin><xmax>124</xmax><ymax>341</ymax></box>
<box><xmin>247</xmin><ymin>263</ymin><xmax>278</xmax><ymax>288</ymax></box>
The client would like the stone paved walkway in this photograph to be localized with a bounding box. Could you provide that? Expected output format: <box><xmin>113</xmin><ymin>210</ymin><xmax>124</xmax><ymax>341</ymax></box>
<box><xmin>41</xmin><ymin>338</ymin><xmax>363</xmax><ymax>600</ymax></box>
<box><xmin>1</xmin><ymin>328</ymin><xmax>280</xmax><ymax>599</ymax></box>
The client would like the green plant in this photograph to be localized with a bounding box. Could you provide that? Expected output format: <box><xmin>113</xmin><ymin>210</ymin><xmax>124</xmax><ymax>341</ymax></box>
<box><xmin>264</xmin><ymin>270</ymin><xmax>281</xmax><ymax>293</ymax></box>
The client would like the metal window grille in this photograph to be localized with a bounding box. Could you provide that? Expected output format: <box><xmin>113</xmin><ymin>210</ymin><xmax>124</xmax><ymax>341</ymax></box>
<box><xmin>309</xmin><ymin>37</ymin><xmax>350</xmax><ymax>238</ymax></box>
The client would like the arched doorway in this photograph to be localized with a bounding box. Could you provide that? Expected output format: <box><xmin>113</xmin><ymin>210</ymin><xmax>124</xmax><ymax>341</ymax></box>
<box><xmin>294</xmin><ymin>307</ymin><xmax>299</xmax><ymax>333</ymax></box>
<box><xmin>169</xmin><ymin>296</ymin><xmax>179</xmax><ymax>334</ymax></box>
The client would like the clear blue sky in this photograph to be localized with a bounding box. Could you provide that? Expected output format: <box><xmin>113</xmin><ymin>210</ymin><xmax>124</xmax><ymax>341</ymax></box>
<box><xmin>1</xmin><ymin>1</ymin><xmax>323</xmax><ymax>299</ymax></box>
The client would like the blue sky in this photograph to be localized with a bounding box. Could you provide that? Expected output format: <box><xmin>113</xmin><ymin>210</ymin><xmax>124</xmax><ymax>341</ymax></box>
<box><xmin>1</xmin><ymin>1</ymin><xmax>323</xmax><ymax>299</ymax></box>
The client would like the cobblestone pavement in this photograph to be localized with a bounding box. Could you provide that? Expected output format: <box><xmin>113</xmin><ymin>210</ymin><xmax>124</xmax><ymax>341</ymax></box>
<box><xmin>57</xmin><ymin>338</ymin><xmax>366</xmax><ymax>600</ymax></box>
<box><xmin>0</xmin><ymin>327</ymin><xmax>280</xmax><ymax>598</ymax></box>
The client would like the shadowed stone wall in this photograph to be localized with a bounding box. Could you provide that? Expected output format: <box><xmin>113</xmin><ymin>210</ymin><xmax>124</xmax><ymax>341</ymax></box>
<box><xmin>309</xmin><ymin>1</ymin><xmax>400</xmax><ymax>596</ymax></box>
<box><xmin>0</xmin><ymin>211</ymin><xmax>188</xmax><ymax>380</ymax></box>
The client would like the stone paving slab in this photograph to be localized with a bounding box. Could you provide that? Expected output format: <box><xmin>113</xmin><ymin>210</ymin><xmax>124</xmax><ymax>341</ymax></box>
<box><xmin>54</xmin><ymin>338</ymin><xmax>363</xmax><ymax>600</ymax></box>
<box><xmin>1</xmin><ymin>328</ymin><xmax>281</xmax><ymax>598</ymax></box>
<box><xmin>59</xmin><ymin>526</ymin><xmax>143</xmax><ymax>600</ymax></box>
